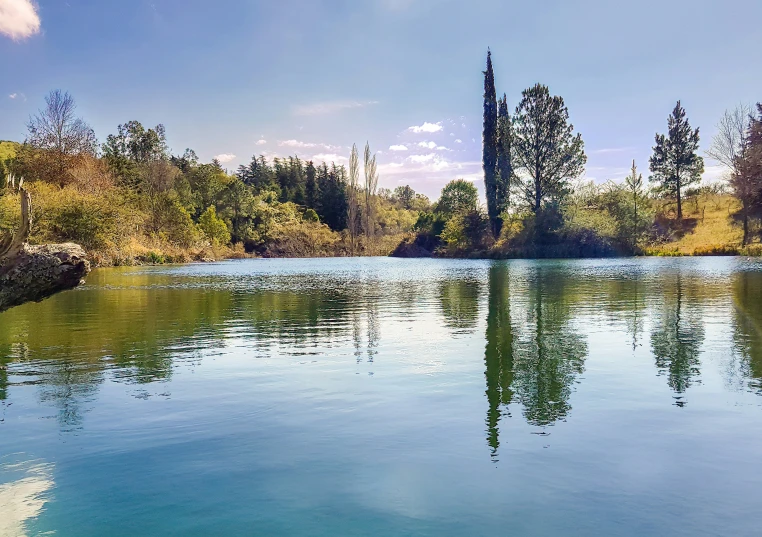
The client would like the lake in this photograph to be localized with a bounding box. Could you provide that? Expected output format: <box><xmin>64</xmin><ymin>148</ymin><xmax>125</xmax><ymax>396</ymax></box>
<box><xmin>1</xmin><ymin>257</ymin><xmax>762</xmax><ymax>536</ymax></box>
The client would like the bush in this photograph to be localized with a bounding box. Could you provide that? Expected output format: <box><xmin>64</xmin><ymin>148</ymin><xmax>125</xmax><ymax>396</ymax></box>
<box><xmin>440</xmin><ymin>209</ymin><xmax>490</xmax><ymax>251</ymax></box>
<box><xmin>198</xmin><ymin>206</ymin><xmax>231</xmax><ymax>246</ymax></box>
<box><xmin>692</xmin><ymin>244</ymin><xmax>739</xmax><ymax>256</ymax></box>
<box><xmin>303</xmin><ymin>208</ymin><xmax>319</xmax><ymax>222</ymax></box>
<box><xmin>739</xmin><ymin>244</ymin><xmax>762</xmax><ymax>257</ymax></box>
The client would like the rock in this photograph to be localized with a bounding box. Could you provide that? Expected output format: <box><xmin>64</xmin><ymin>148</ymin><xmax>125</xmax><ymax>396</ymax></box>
<box><xmin>0</xmin><ymin>189</ymin><xmax>90</xmax><ymax>312</ymax></box>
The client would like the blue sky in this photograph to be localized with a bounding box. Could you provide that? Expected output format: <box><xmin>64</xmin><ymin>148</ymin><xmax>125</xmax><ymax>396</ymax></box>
<box><xmin>2</xmin><ymin>0</ymin><xmax>761</xmax><ymax>198</ymax></box>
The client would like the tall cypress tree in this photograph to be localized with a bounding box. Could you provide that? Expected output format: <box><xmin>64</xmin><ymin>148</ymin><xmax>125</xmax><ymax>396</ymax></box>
<box><xmin>495</xmin><ymin>94</ymin><xmax>512</xmax><ymax>236</ymax></box>
<box><xmin>483</xmin><ymin>49</ymin><xmax>499</xmax><ymax>238</ymax></box>
<box><xmin>649</xmin><ymin>101</ymin><xmax>704</xmax><ymax>220</ymax></box>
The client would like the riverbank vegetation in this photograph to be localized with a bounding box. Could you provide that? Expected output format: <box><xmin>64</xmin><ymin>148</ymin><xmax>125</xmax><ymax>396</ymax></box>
<box><xmin>1</xmin><ymin>51</ymin><xmax>761</xmax><ymax>263</ymax></box>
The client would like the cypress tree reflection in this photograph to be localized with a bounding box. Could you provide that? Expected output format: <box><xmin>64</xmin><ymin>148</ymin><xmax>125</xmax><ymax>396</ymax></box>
<box><xmin>650</xmin><ymin>272</ymin><xmax>705</xmax><ymax>402</ymax></box>
<box><xmin>484</xmin><ymin>263</ymin><xmax>515</xmax><ymax>458</ymax></box>
<box><xmin>483</xmin><ymin>263</ymin><xmax>587</xmax><ymax>457</ymax></box>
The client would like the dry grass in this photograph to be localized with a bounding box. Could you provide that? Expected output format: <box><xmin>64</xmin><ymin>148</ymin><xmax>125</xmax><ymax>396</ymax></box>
<box><xmin>649</xmin><ymin>194</ymin><xmax>748</xmax><ymax>255</ymax></box>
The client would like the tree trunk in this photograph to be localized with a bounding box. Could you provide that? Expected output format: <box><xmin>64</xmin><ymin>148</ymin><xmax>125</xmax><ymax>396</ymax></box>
<box><xmin>676</xmin><ymin>183</ymin><xmax>682</xmax><ymax>220</ymax></box>
<box><xmin>0</xmin><ymin>188</ymin><xmax>91</xmax><ymax>312</ymax></box>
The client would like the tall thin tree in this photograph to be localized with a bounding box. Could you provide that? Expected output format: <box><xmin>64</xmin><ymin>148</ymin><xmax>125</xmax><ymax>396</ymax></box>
<box><xmin>363</xmin><ymin>142</ymin><xmax>378</xmax><ymax>248</ymax></box>
<box><xmin>624</xmin><ymin>160</ymin><xmax>645</xmax><ymax>243</ymax></box>
<box><xmin>495</xmin><ymin>93</ymin><xmax>513</xmax><ymax>236</ymax></box>
<box><xmin>348</xmin><ymin>144</ymin><xmax>360</xmax><ymax>255</ymax></box>
<box><xmin>482</xmin><ymin>49</ymin><xmax>499</xmax><ymax>237</ymax></box>
<box><xmin>649</xmin><ymin>101</ymin><xmax>704</xmax><ymax>220</ymax></box>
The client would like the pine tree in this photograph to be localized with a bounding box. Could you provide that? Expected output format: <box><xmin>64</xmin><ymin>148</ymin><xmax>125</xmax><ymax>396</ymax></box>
<box><xmin>495</xmin><ymin>94</ymin><xmax>512</xmax><ymax>235</ymax></box>
<box><xmin>649</xmin><ymin>101</ymin><xmax>704</xmax><ymax>220</ymax></box>
<box><xmin>305</xmin><ymin>160</ymin><xmax>318</xmax><ymax>209</ymax></box>
<box><xmin>624</xmin><ymin>160</ymin><xmax>648</xmax><ymax>245</ymax></box>
<box><xmin>482</xmin><ymin>49</ymin><xmax>499</xmax><ymax>237</ymax></box>
<box><xmin>512</xmin><ymin>84</ymin><xmax>586</xmax><ymax>216</ymax></box>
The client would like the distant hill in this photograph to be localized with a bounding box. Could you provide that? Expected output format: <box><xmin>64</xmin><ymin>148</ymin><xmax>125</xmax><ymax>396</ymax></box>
<box><xmin>0</xmin><ymin>140</ymin><xmax>20</xmax><ymax>162</ymax></box>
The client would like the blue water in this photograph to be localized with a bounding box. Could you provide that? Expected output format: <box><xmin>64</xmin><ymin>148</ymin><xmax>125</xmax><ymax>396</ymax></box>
<box><xmin>1</xmin><ymin>257</ymin><xmax>762</xmax><ymax>536</ymax></box>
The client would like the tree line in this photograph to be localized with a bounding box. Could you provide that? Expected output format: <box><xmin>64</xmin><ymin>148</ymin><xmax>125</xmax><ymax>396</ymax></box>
<box><xmin>418</xmin><ymin>49</ymin><xmax>762</xmax><ymax>255</ymax></box>
<box><xmin>0</xmin><ymin>90</ymin><xmax>430</xmax><ymax>261</ymax></box>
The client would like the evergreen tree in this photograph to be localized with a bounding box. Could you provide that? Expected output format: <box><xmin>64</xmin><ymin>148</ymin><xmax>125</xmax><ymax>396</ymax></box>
<box><xmin>625</xmin><ymin>160</ymin><xmax>645</xmax><ymax>236</ymax></box>
<box><xmin>512</xmin><ymin>84</ymin><xmax>586</xmax><ymax>216</ymax></box>
<box><xmin>305</xmin><ymin>160</ymin><xmax>318</xmax><ymax>209</ymax></box>
<box><xmin>482</xmin><ymin>49</ymin><xmax>499</xmax><ymax>237</ymax></box>
<box><xmin>649</xmin><ymin>101</ymin><xmax>704</xmax><ymax>220</ymax></box>
<box><xmin>495</xmin><ymin>94</ymin><xmax>512</xmax><ymax>235</ymax></box>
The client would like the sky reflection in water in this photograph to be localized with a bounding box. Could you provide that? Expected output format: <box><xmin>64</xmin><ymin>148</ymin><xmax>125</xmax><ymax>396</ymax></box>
<box><xmin>1</xmin><ymin>257</ymin><xmax>762</xmax><ymax>536</ymax></box>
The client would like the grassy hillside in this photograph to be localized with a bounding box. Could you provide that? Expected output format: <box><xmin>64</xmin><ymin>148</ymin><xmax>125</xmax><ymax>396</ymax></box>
<box><xmin>646</xmin><ymin>193</ymin><xmax>761</xmax><ymax>255</ymax></box>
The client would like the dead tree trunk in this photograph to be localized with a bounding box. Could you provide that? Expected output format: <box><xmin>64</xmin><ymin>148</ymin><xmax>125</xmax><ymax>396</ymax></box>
<box><xmin>0</xmin><ymin>188</ymin><xmax>90</xmax><ymax>312</ymax></box>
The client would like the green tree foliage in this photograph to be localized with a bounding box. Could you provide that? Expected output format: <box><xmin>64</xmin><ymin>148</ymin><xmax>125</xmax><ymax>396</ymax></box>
<box><xmin>315</xmin><ymin>163</ymin><xmax>348</xmax><ymax>231</ymax></box>
<box><xmin>305</xmin><ymin>161</ymin><xmax>318</xmax><ymax>209</ymax></box>
<box><xmin>393</xmin><ymin>185</ymin><xmax>415</xmax><ymax>209</ymax></box>
<box><xmin>495</xmin><ymin>94</ymin><xmax>512</xmax><ymax>232</ymax></box>
<box><xmin>436</xmin><ymin>179</ymin><xmax>478</xmax><ymax>216</ymax></box>
<box><xmin>649</xmin><ymin>101</ymin><xmax>704</xmax><ymax>220</ymax></box>
<box><xmin>236</xmin><ymin>155</ymin><xmax>279</xmax><ymax>194</ymax></box>
<box><xmin>482</xmin><ymin>50</ymin><xmax>500</xmax><ymax>238</ymax></box>
<box><xmin>512</xmin><ymin>83</ymin><xmax>586</xmax><ymax>216</ymax></box>
<box><xmin>440</xmin><ymin>209</ymin><xmax>489</xmax><ymax>250</ymax></box>
<box><xmin>198</xmin><ymin>206</ymin><xmax>231</xmax><ymax>245</ymax></box>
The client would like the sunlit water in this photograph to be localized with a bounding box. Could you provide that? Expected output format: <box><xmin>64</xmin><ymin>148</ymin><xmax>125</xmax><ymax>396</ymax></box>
<box><xmin>2</xmin><ymin>257</ymin><xmax>762</xmax><ymax>536</ymax></box>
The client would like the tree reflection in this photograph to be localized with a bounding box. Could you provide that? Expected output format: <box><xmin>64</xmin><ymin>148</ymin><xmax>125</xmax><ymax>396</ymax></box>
<box><xmin>484</xmin><ymin>263</ymin><xmax>515</xmax><ymax>458</ymax></box>
<box><xmin>484</xmin><ymin>263</ymin><xmax>587</xmax><ymax>458</ymax></box>
<box><xmin>732</xmin><ymin>271</ymin><xmax>762</xmax><ymax>394</ymax></box>
<box><xmin>439</xmin><ymin>277</ymin><xmax>481</xmax><ymax>333</ymax></box>
<box><xmin>650</xmin><ymin>272</ymin><xmax>705</xmax><ymax>402</ymax></box>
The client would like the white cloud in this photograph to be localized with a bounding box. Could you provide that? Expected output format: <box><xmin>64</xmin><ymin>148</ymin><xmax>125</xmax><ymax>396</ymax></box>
<box><xmin>454</xmin><ymin>139</ymin><xmax>463</xmax><ymax>144</ymax></box>
<box><xmin>591</xmin><ymin>147</ymin><xmax>632</xmax><ymax>155</ymax></box>
<box><xmin>214</xmin><ymin>153</ymin><xmax>236</xmax><ymax>163</ymax></box>
<box><xmin>409</xmin><ymin>153</ymin><xmax>436</xmax><ymax>163</ymax></box>
<box><xmin>389</xmin><ymin>144</ymin><xmax>408</xmax><ymax>151</ymax></box>
<box><xmin>278</xmin><ymin>139</ymin><xmax>340</xmax><ymax>151</ymax></box>
<box><xmin>292</xmin><ymin>100</ymin><xmax>379</xmax><ymax>116</ymax></box>
<box><xmin>255</xmin><ymin>139</ymin><xmax>267</xmax><ymax>146</ymax></box>
<box><xmin>461</xmin><ymin>123</ymin><xmax>466</xmax><ymax>128</ymax></box>
<box><xmin>9</xmin><ymin>93</ymin><xmax>17</xmax><ymax>99</ymax></box>
<box><xmin>407</xmin><ymin>122</ymin><xmax>443</xmax><ymax>134</ymax></box>
<box><xmin>418</xmin><ymin>141</ymin><xmax>437</xmax><ymax>149</ymax></box>
<box><xmin>0</xmin><ymin>0</ymin><xmax>41</xmax><ymax>40</ymax></box>
<box><xmin>311</xmin><ymin>153</ymin><xmax>348</xmax><ymax>164</ymax></box>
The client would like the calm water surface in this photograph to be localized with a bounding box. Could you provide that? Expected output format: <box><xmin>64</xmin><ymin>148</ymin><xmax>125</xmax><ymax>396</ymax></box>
<box><xmin>2</xmin><ymin>257</ymin><xmax>762</xmax><ymax>536</ymax></box>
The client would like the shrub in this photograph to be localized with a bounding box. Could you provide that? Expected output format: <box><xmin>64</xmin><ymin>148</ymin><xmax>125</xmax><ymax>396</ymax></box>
<box><xmin>303</xmin><ymin>208</ymin><xmax>319</xmax><ymax>222</ymax></box>
<box><xmin>692</xmin><ymin>244</ymin><xmax>739</xmax><ymax>256</ymax></box>
<box><xmin>198</xmin><ymin>206</ymin><xmax>231</xmax><ymax>246</ymax></box>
